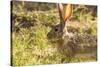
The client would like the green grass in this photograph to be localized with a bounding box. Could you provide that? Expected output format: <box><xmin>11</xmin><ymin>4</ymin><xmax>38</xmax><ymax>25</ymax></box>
<box><xmin>11</xmin><ymin>1</ymin><xmax>97</xmax><ymax>66</ymax></box>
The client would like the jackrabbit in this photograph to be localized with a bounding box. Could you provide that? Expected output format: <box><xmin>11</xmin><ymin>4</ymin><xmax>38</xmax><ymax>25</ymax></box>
<box><xmin>47</xmin><ymin>3</ymin><xmax>97</xmax><ymax>62</ymax></box>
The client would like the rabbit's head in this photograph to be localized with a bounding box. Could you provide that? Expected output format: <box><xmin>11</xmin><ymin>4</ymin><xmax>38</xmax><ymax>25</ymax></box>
<box><xmin>47</xmin><ymin>3</ymin><xmax>72</xmax><ymax>41</ymax></box>
<box><xmin>47</xmin><ymin>23</ymin><xmax>64</xmax><ymax>40</ymax></box>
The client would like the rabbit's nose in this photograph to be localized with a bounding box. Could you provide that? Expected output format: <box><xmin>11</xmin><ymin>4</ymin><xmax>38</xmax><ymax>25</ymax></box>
<box><xmin>47</xmin><ymin>33</ymin><xmax>50</xmax><ymax>38</ymax></box>
<box><xmin>47</xmin><ymin>31</ymin><xmax>53</xmax><ymax>39</ymax></box>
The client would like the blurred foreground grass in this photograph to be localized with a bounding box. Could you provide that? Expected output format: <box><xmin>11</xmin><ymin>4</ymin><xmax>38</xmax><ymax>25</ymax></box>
<box><xmin>11</xmin><ymin>1</ymin><xmax>97</xmax><ymax>66</ymax></box>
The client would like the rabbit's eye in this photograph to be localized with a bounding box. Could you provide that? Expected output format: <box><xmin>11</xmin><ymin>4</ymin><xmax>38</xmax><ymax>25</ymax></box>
<box><xmin>55</xmin><ymin>28</ymin><xmax>58</xmax><ymax>32</ymax></box>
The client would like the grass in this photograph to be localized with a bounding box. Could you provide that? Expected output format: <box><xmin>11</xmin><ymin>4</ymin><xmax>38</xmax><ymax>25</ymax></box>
<box><xmin>11</xmin><ymin>1</ymin><xmax>97</xmax><ymax>66</ymax></box>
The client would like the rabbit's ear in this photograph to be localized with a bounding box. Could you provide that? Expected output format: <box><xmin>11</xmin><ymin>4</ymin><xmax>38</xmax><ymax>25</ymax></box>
<box><xmin>58</xmin><ymin>3</ymin><xmax>64</xmax><ymax>23</ymax></box>
<box><xmin>63</xmin><ymin>4</ymin><xmax>72</xmax><ymax>22</ymax></box>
